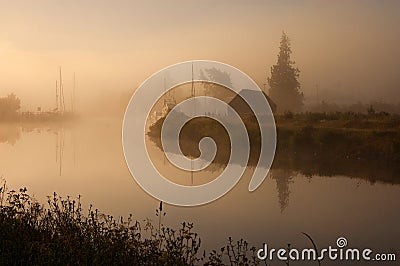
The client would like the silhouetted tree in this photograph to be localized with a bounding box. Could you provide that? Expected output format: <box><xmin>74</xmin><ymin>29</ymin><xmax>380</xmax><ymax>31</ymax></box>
<box><xmin>199</xmin><ymin>67</ymin><xmax>232</xmax><ymax>99</ymax></box>
<box><xmin>0</xmin><ymin>93</ymin><xmax>21</xmax><ymax>121</ymax></box>
<box><xmin>268</xmin><ymin>32</ymin><xmax>304</xmax><ymax>113</ymax></box>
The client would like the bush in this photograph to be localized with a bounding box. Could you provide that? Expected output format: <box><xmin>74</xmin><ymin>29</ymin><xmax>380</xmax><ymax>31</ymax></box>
<box><xmin>0</xmin><ymin>181</ymin><xmax>260</xmax><ymax>265</ymax></box>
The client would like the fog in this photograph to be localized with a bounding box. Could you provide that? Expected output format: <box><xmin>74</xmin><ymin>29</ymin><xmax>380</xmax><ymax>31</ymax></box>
<box><xmin>0</xmin><ymin>0</ymin><xmax>399</xmax><ymax>113</ymax></box>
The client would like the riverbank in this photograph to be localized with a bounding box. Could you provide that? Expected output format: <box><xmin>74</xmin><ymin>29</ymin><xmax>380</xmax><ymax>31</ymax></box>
<box><xmin>148</xmin><ymin>112</ymin><xmax>400</xmax><ymax>184</ymax></box>
<box><xmin>0</xmin><ymin>112</ymin><xmax>79</xmax><ymax>124</ymax></box>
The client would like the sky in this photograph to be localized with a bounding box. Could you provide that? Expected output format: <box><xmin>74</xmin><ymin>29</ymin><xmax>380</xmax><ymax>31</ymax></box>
<box><xmin>0</xmin><ymin>0</ymin><xmax>399</xmax><ymax>111</ymax></box>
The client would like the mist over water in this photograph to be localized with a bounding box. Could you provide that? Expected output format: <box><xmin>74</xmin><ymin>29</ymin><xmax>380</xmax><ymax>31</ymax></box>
<box><xmin>1</xmin><ymin>1</ymin><xmax>400</xmax><ymax>264</ymax></box>
<box><xmin>1</xmin><ymin>116</ymin><xmax>399</xmax><ymax>262</ymax></box>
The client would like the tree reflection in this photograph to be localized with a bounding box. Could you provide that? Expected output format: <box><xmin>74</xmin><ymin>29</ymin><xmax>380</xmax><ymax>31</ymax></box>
<box><xmin>0</xmin><ymin>125</ymin><xmax>21</xmax><ymax>145</ymax></box>
<box><xmin>270</xmin><ymin>169</ymin><xmax>295</xmax><ymax>212</ymax></box>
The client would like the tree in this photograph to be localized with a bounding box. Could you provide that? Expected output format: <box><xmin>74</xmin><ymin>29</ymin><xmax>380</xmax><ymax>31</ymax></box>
<box><xmin>268</xmin><ymin>32</ymin><xmax>304</xmax><ymax>113</ymax></box>
<box><xmin>0</xmin><ymin>93</ymin><xmax>21</xmax><ymax>121</ymax></box>
<box><xmin>199</xmin><ymin>67</ymin><xmax>232</xmax><ymax>99</ymax></box>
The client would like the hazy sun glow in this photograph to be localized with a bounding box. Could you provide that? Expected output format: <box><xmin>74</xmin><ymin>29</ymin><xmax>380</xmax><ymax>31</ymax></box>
<box><xmin>0</xmin><ymin>0</ymin><xmax>399</xmax><ymax>111</ymax></box>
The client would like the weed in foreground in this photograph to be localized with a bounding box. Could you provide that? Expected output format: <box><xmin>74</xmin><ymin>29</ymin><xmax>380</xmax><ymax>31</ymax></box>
<box><xmin>0</xmin><ymin>180</ymin><xmax>262</xmax><ymax>265</ymax></box>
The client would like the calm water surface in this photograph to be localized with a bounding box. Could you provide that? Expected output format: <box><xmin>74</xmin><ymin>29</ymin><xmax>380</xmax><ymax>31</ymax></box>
<box><xmin>0</xmin><ymin>119</ymin><xmax>399</xmax><ymax>265</ymax></box>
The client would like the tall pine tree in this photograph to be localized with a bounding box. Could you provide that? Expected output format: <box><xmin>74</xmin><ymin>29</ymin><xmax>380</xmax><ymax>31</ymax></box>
<box><xmin>268</xmin><ymin>32</ymin><xmax>304</xmax><ymax>113</ymax></box>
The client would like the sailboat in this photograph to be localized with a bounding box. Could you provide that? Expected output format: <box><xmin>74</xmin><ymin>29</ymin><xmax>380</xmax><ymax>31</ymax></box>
<box><xmin>50</xmin><ymin>67</ymin><xmax>77</xmax><ymax>120</ymax></box>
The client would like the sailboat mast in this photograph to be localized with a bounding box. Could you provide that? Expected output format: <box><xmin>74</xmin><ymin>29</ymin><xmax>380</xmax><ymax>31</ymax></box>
<box><xmin>191</xmin><ymin>63</ymin><xmax>194</xmax><ymax>98</ymax></box>
<box><xmin>191</xmin><ymin>62</ymin><xmax>194</xmax><ymax>185</ymax></box>
<box><xmin>73</xmin><ymin>72</ymin><xmax>76</xmax><ymax>113</ymax></box>
<box><xmin>56</xmin><ymin>80</ymin><xmax>59</xmax><ymax>112</ymax></box>
<box><xmin>59</xmin><ymin>66</ymin><xmax>65</xmax><ymax>113</ymax></box>
<box><xmin>163</xmin><ymin>77</ymin><xmax>166</xmax><ymax>106</ymax></box>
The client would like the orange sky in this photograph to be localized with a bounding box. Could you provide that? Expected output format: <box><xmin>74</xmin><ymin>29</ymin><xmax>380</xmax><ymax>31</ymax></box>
<box><xmin>0</xmin><ymin>0</ymin><xmax>399</xmax><ymax>111</ymax></box>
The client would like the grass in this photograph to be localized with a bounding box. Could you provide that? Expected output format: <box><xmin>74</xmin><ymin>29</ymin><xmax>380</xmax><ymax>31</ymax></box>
<box><xmin>277</xmin><ymin>111</ymin><xmax>400</xmax><ymax>131</ymax></box>
<box><xmin>0</xmin><ymin>180</ymin><xmax>262</xmax><ymax>265</ymax></box>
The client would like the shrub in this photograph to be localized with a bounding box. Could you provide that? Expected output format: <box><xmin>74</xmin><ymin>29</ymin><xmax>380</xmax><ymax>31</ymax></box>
<box><xmin>0</xmin><ymin>181</ymin><xmax>260</xmax><ymax>265</ymax></box>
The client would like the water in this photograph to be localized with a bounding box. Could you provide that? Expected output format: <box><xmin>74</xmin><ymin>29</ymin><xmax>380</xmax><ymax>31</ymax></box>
<box><xmin>0</xmin><ymin>119</ymin><xmax>399</xmax><ymax>265</ymax></box>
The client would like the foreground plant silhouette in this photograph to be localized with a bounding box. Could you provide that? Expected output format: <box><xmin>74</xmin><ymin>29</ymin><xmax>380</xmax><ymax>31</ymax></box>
<box><xmin>0</xmin><ymin>182</ymin><xmax>261</xmax><ymax>265</ymax></box>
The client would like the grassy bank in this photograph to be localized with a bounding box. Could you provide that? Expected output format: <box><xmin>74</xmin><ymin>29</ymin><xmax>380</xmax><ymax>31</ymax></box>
<box><xmin>148</xmin><ymin>112</ymin><xmax>400</xmax><ymax>184</ymax></box>
<box><xmin>0</xmin><ymin>182</ymin><xmax>259</xmax><ymax>265</ymax></box>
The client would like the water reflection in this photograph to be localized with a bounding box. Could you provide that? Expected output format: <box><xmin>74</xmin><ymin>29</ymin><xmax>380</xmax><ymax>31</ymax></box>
<box><xmin>2</xmin><ymin>119</ymin><xmax>399</xmax><ymax>213</ymax></box>
<box><xmin>148</xmin><ymin>126</ymin><xmax>400</xmax><ymax>213</ymax></box>
<box><xmin>0</xmin><ymin>119</ymin><xmax>399</xmax><ymax>261</ymax></box>
<box><xmin>270</xmin><ymin>169</ymin><xmax>294</xmax><ymax>212</ymax></box>
<box><xmin>0</xmin><ymin>123</ymin><xmax>75</xmax><ymax>178</ymax></box>
<box><xmin>55</xmin><ymin>129</ymin><xmax>65</xmax><ymax>176</ymax></box>
<box><xmin>0</xmin><ymin>124</ymin><xmax>20</xmax><ymax>145</ymax></box>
